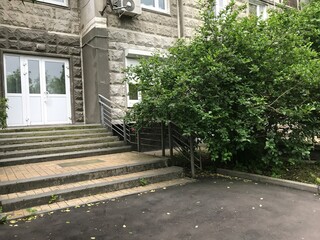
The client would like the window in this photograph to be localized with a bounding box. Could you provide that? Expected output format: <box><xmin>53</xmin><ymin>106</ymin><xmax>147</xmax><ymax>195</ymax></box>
<box><xmin>141</xmin><ymin>0</ymin><xmax>168</xmax><ymax>13</ymax></box>
<box><xmin>126</xmin><ymin>58</ymin><xmax>142</xmax><ymax>108</ymax></box>
<box><xmin>215</xmin><ymin>0</ymin><xmax>229</xmax><ymax>16</ymax></box>
<box><xmin>37</xmin><ymin>0</ymin><xmax>68</xmax><ymax>7</ymax></box>
<box><xmin>249</xmin><ymin>0</ymin><xmax>267</xmax><ymax>19</ymax></box>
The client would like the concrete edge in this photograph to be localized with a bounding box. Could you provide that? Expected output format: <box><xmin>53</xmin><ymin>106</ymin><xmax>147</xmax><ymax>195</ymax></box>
<box><xmin>0</xmin><ymin>157</ymin><xmax>169</xmax><ymax>187</ymax></box>
<box><xmin>217</xmin><ymin>168</ymin><xmax>320</xmax><ymax>194</ymax></box>
<box><xmin>4</xmin><ymin>178</ymin><xmax>196</xmax><ymax>220</ymax></box>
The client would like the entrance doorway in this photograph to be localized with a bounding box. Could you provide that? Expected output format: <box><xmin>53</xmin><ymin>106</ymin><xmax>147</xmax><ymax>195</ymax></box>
<box><xmin>4</xmin><ymin>54</ymin><xmax>72</xmax><ymax>126</ymax></box>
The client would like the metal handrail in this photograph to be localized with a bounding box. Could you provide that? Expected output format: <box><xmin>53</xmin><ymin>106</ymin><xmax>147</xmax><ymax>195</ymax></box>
<box><xmin>169</xmin><ymin>122</ymin><xmax>203</xmax><ymax>177</ymax></box>
<box><xmin>98</xmin><ymin>94</ymin><xmax>202</xmax><ymax>178</ymax></box>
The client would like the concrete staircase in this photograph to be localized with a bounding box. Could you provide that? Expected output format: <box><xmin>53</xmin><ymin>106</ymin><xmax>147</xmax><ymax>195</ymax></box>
<box><xmin>0</xmin><ymin>152</ymin><xmax>193</xmax><ymax>220</ymax></box>
<box><xmin>0</xmin><ymin>124</ymin><xmax>131</xmax><ymax>166</ymax></box>
<box><xmin>0</xmin><ymin>125</ymin><xmax>193</xmax><ymax>220</ymax></box>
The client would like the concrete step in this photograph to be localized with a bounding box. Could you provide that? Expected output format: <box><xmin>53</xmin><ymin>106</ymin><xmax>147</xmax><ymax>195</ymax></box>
<box><xmin>0</xmin><ymin>136</ymin><xmax>119</xmax><ymax>152</ymax></box>
<box><xmin>5</xmin><ymin>178</ymin><xmax>195</xmax><ymax>220</ymax></box>
<box><xmin>0</xmin><ymin>142</ymin><xmax>127</xmax><ymax>159</ymax></box>
<box><xmin>0</xmin><ymin>124</ymin><xmax>103</xmax><ymax>133</ymax></box>
<box><xmin>0</xmin><ymin>157</ymin><xmax>168</xmax><ymax>194</ymax></box>
<box><xmin>0</xmin><ymin>145</ymin><xmax>132</xmax><ymax>166</ymax></box>
<box><xmin>0</xmin><ymin>132</ymin><xmax>113</xmax><ymax>145</ymax></box>
<box><xmin>0</xmin><ymin>128</ymin><xmax>109</xmax><ymax>139</ymax></box>
<box><xmin>0</xmin><ymin>167</ymin><xmax>184</xmax><ymax>211</ymax></box>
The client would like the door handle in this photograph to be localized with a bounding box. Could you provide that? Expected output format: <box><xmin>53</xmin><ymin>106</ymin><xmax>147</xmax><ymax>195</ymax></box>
<box><xmin>44</xmin><ymin>91</ymin><xmax>49</xmax><ymax>103</ymax></box>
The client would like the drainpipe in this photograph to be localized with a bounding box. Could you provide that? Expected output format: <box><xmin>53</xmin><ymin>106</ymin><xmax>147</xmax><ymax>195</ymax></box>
<box><xmin>177</xmin><ymin>0</ymin><xmax>184</xmax><ymax>38</ymax></box>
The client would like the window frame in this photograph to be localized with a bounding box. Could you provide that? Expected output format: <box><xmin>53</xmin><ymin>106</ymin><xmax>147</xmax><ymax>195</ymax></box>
<box><xmin>37</xmin><ymin>0</ymin><xmax>68</xmax><ymax>7</ymax></box>
<box><xmin>125</xmin><ymin>49</ymin><xmax>153</xmax><ymax>108</ymax></box>
<box><xmin>214</xmin><ymin>0</ymin><xmax>229</xmax><ymax>16</ymax></box>
<box><xmin>248</xmin><ymin>0</ymin><xmax>268</xmax><ymax>20</ymax></box>
<box><xmin>141</xmin><ymin>0</ymin><xmax>169</xmax><ymax>14</ymax></box>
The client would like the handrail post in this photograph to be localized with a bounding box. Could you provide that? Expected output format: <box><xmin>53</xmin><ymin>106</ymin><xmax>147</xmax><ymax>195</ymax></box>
<box><xmin>100</xmin><ymin>100</ymin><xmax>104</xmax><ymax>126</ymax></box>
<box><xmin>190</xmin><ymin>135</ymin><xmax>195</xmax><ymax>178</ymax></box>
<box><xmin>123</xmin><ymin>120</ymin><xmax>127</xmax><ymax>143</ymax></box>
<box><xmin>137</xmin><ymin>129</ymin><xmax>141</xmax><ymax>152</ymax></box>
<box><xmin>161</xmin><ymin>121</ymin><xmax>165</xmax><ymax>157</ymax></box>
<box><xmin>168</xmin><ymin>121</ymin><xmax>173</xmax><ymax>158</ymax></box>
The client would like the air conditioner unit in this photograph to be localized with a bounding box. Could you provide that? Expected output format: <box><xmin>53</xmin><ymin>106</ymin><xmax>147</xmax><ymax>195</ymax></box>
<box><xmin>113</xmin><ymin>0</ymin><xmax>142</xmax><ymax>17</ymax></box>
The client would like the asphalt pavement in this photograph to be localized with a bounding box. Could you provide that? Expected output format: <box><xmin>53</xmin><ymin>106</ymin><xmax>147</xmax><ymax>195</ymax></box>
<box><xmin>1</xmin><ymin>176</ymin><xmax>319</xmax><ymax>240</ymax></box>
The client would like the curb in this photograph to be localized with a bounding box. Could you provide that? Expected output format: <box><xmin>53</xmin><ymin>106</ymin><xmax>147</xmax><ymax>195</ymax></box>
<box><xmin>217</xmin><ymin>168</ymin><xmax>320</xmax><ymax>194</ymax></box>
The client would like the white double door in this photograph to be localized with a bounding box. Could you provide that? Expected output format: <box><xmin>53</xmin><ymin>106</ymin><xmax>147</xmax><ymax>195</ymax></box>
<box><xmin>4</xmin><ymin>54</ymin><xmax>72</xmax><ymax>126</ymax></box>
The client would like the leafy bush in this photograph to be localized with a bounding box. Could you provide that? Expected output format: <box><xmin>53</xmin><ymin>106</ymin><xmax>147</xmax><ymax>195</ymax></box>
<box><xmin>126</xmin><ymin>0</ymin><xmax>320</xmax><ymax>171</ymax></box>
<box><xmin>0</xmin><ymin>98</ymin><xmax>8</xmax><ymax>129</ymax></box>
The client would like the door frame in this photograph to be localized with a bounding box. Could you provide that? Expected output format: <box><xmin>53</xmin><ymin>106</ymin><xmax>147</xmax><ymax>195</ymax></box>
<box><xmin>3</xmin><ymin>53</ymin><xmax>72</xmax><ymax>126</ymax></box>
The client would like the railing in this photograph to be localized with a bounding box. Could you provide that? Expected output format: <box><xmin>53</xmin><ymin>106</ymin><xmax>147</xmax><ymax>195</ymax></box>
<box><xmin>98</xmin><ymin>94</ymin><xmax>202</xmax><ymax>178</ymax></box>
<box><xmin>98</xmin><ymin>94</ymin><xmax>131</xmax><ymax>144</ymax></box>
<box><xmin>168</xmin><ymin>122</ymin><xmax>203</xmax><ymax>177</ymax></box>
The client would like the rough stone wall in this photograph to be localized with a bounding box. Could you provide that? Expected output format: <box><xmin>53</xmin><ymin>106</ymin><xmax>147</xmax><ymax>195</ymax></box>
<box><xmin>0</xmin><ymin>0</ymin><xmax>79</xmax><ymax>34</ymax></box>
<box><xmin>182</xmin><ymin>0</ymin><xmax>202</xmax><ymax>38</ymax></box>
<box><xmin>0</xmin><ymin>0</ymin><xmax>83</xmax><ymax>123</ymax></box>
<box><xmin>105</xmin><ymin>0</ymin><xmax>200</xmax><ymax>108</ymax></box>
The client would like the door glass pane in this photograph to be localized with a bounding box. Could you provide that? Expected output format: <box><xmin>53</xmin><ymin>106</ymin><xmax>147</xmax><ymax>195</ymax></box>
<box><xmin>28</xmin><ymin>60</ymin><xmax>40</xmax><ymax>94</ymax></box>
<box><xmin>142</xmin><ymin>0</ymin><xmax>155</xmax><ymax>7</ymax></box>
<box><xmin>5</xmin><ymin>56</ymin><xmax>21</xmax><ymax>94</ymax></box>
<box><xmin>45</xmin><ymin>61</ymin><xmax>66</xmax><ymax>94</ymax></box>
<box><xmin>128</xmin><ymin>83</ymin><xmax>139</xmax><ymax>100</ymax></box>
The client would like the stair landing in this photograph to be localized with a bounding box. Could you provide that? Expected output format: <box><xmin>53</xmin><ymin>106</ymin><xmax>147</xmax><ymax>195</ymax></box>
<box><xmin>0</xmin><ymin>152</ymin><xmax>194</xmax><ymax>220</ymax></box>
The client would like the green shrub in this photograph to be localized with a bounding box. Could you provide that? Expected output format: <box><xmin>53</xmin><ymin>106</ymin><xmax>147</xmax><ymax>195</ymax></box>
<box><xmin>126</xmin><ymin>0</ymin><xmax>320</xmax><ymax>171</ymax></box>
<box><xmin>0</xmin><ymin>98</ymin><xmax>8</xmax><ymax>129</ymax></box>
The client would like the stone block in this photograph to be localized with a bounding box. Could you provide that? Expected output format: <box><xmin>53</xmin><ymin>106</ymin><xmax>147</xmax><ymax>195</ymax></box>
<box><xmin>8</xmin><ymin>40</ymin><xmax>18</xmax><ymax>50</ymax></box>
<box><xmin>17</xmin><ymin>29</ymin><xmax>47</xmax><ymax>43</ymax></box>
<box><xmin>47</xmin><ymin>33</ymin><xmax>57</xmax><ymax>45</ymax></box>
<box><xmin>19</xmin><ymin>41</ymin><xmax>35</xmax><ymax>51</ymax></box>
<box><xmin>0</xmin><ymin>39</ymin><xmax>8</xmax><ymax>49</ymax></box>
<box><xmin>7</xmin><ymin>28</ymin><xmax>18</xmax><ymax>40</ymax></box>
<box><xmin>72</xmin><ymin>56</ymin><xmax>81</xmax><ymax>67</ymax></box>
<box><xmin>57</xmin><ymin>46</ymin><xmax>69</xmax><ymax>55</ymax></box>
<box><xmin>108</xmin><ymin>50</ymin><xmax>124</xmax><ymax>62</ymax></box>
<box><xmin>75</xmin><ymin>111</ymin><xmax>84</xmax><ymax>123</ymax></box>
<box><xmin>25</xmin><ymin>5</ymin><xmax>52</xmax><ymax>18</ymax></box>
<box><xmin>73</xmin><ymin>67</ymin><xmax>82</xmax><ymax>78</ymax></box>
<box><xmin>109</xmin><ymin>61</ymin><xmax>124</xmax><ymax>73</ymax></box>
<box><xmin>109</xmin><ymin>73</ymin><xmax>125</xmax><ymax>84</ymax></box>
<box><xmin>57</xmin><ymin>36</ymin><xmax>80</xmax><ymax>47</ymax></box>
<box><xmin>110</xmin><ymin>96</ymin><xmax>126</xmax><ymax>109</ymax></box>
<box><xmin>108</xmin><ymin>30</ymin><xmax>128</xmax><ymax>42</ymax></box>
<box><xmin>74</xmin><ymin>89</ymin><xmax>83</xmax><ymax>100</ymax></box>
<box><xmin>110</xmin><ymin>84</ymin><xmax>125</xmax><ymax>97</ymax></box>
<box><xmin>73</xmin><ymin>78</ymin><xmax>83</xmax><ymax>89</ymax></box>
<box><xmin>0</xmin><ymin>26</ymin><xmax>7</xmax><ymax>39</ymax></box>
<box><xmin>69</xmin><ymin>47</ymin><xmax>81</xmax><ymax>56</ymax></box>
<box><xmin>50</xmin><ymin>20</ymin><xmax>71</xmax><ymax>33</ymax></box>
<box><xmin>46</xmin><ymin>45</ymin><xmax>57</xmax><ymax>54</ymax></box>
<box><xmin>74</xmin><ymin>100</ymin><xmax>83</xmax><ymax>111</ymax></box>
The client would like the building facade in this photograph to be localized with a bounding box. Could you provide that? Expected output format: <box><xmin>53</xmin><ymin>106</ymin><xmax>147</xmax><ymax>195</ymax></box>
<box><xmin>0</xmin><ymin>0</ymin><xmax>298</xmax><ymax>127</ymax></box>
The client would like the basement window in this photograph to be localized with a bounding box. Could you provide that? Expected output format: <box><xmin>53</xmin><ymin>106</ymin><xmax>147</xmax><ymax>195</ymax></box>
<box><xmin>37</xmin><ymin>0</ymin><xmax>68</xmax><ymax>7</ymax></box>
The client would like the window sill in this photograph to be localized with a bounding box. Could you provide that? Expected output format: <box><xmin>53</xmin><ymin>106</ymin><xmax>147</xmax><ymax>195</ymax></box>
<box><xmin>142</xmin><ymin>7</ymin><xmax>171</xmax><ymax>17</ymax></box>
<box><xmin>36</xmin><ymin>0</ymin><xmax>70</xmax><ymax>9</ymax></box>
